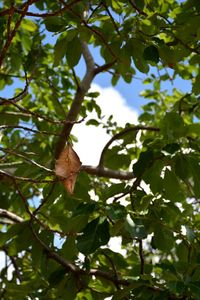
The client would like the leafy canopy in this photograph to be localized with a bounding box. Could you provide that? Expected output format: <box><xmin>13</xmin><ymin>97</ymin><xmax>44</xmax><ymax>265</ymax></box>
<box><xmin>0</xmin><ymin>0</ymin><xmax>200</xmax><ymax>299</ymax></box>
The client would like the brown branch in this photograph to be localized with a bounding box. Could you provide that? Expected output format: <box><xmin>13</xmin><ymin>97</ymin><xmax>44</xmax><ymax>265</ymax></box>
<box><xmin>1</xmin><ymin>188</ymin><xmax>187</xmax><ymax>298</ymax></box>
<box><xmin>0</xmin><ymin>124</ymin><xmax>61</xmax><ymax>136</ymax></box>
<box><xmin>102</xmin><ymin>1</ymin><xmax>121</xmax><ymax>35</ymax></box>
<box><xmin>81</xmin><ymin>165</ymin><xmax>134</xmax><ymax>180</ymax></box>
<box><xmin>0</xmin><ymin>147</ymin><xmax>53</xmax><ymax>173</ymax></box>
<box><xmin>100</xmin><ymin>251</ymin><xmax>121</xmax><ymax>289</ymax></box>
<box><xmin>30</xmin><ymin>220</ymin><xmax>130</xmax><ymax>285</ymax></box>
<box><xmin>66</xmin><ymin>6</ymin><xmax>117</xmax><ymax>59</ymax></box>
<box><xmin>0</xmin><ymin>0</ymin><xmax>82</xmax><ymax>18</ymax></box>
<box><xmin>99</xmin><ymin>125</ymin><xmax>160</xmax><ymax>166</ymax></box>
<box><xmin>55</xmin><ymin>41</ymin><xmax>96</xmax><ymax>159</ymax></box>
<box><xmin>0</xmin><ymin>170</ymin><xmax>56</xmax><ymax>183</ymax></box>
<box><xmin>138</xmin><ymin>239</ymin><xmax>144</xmax><ymax>275</ymax></box>
<box><xmin>128</xmin><ymin>0</ymin><xmax>147</xmax><ymax>16</ymax></box>
<box><xmin>0</xmin><ymin>73</ymin><xmax>29</xmax><ymax>105</ymax></box>
<box><xmin>94</xmin><ymin>60</ymin><xmax>117</xmax><ymax>75</ymax></box>
<box><xmin>0</xmin><ymin>208</ymin><xmax>23</xmax><ymax>223</ymax></box>
<box><xmin>3</xmin><ymin>248</ymin><xmax>23</xmax><ymax>282</ymax></box>
<box><xmin>0</xmin><ymin>0</ymin><xmax>36</xmax><ymax>68</ymax></box>
<box><xmin>2</xmin><ymin>100</ymin><xmax>85</xmax><ymax>125</ymax></box>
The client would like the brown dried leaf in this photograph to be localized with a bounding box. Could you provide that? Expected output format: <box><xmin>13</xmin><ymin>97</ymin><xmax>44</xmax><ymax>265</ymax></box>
<box><xmin>55</xmin><ymin>143</ymin><xmax>82</xmax><ymax>194</ymax></box>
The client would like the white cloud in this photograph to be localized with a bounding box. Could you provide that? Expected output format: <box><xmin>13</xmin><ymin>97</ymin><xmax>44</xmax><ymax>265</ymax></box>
<box><xmin>72</xmin><ymin>83</ymin><xmax>138</xmax><ymax>165</ymax></box>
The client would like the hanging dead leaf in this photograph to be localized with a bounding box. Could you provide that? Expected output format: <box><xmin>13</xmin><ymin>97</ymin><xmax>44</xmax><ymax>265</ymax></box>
<box><xmin>55</xmin><ymin>143</ymin><xmax>82</xmax><ymax>194</ymax></box>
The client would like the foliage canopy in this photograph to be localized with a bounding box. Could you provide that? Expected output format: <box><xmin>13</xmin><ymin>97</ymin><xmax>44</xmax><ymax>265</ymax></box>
<box><xmin>0</xmin><ymin>0</ymin><xmax>200</xmax><ymax>299</ymax></box>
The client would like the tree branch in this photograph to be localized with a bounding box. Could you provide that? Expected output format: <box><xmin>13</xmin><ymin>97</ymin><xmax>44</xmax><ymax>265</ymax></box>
<box><xmin>0</xmin><ymin>147</ymin><xmax>53</xmax><ymax>173</ymax></box>
<box><xmin>0</xmin><ymin>125</ymin><xmax>60</xmax><ymax>136</ymax></box>
<box><xmin>55</xmin><ymin>41</ymin><xmax>96</xmax><ymax>159</ymax></box>
<box><xmin>0</xmin><ymin>0</ymin><xmax>82</xmax><ymax>18</ymax></box>
<box><xmin>0</xmin><ymin>169</ymin><xmax>56</xmax><ymax>183</ymax></box>
<box><xmin>99</xmin><ymin>125</ymin><xmax>160</xmax><ymax>166</ymax></box>
<box><xmin>0</xmin><ymin>208</ymin><xmax>23</xmax><ymax>223</ymax></box>
<box><xmin>0</xmin><ymin>72</ymin><xmax>29</xmax><ymax>105</ymax></box>
<box><xmin>138</xmin><ymin>239</ymin><xmax>144</xmax><ymax>275</ymax></box>
<box><xmin>0</xmin><ymin>0</ymin><xmax>36</xmax><ymax>68</ymax></box>
<box><xmin>81</xmin><ymin>165</ymin><xmax>134</xmax><ymax>180</ymax></box>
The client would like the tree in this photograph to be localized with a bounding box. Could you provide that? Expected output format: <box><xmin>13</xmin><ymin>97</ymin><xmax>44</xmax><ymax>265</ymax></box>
<box><xmin>0</xmin><ymin>0</ymin><xmax>200</xmax><ymax>299</ymax></box>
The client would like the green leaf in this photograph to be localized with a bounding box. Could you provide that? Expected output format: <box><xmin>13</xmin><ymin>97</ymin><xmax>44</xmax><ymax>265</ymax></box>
<box><xmin>152</xmin><ymin>227</ymin><xmax>174</xmax><ymax>252</ymax></box>
<box><xmin>133</xmin><ymin>150</ymin><xmax>154</xmax><ymax>177</ymax></box>
<box><xmin>125</xmin><ymin>215</ymin><xmax>147</xmax><ymax>239</ymax></box>
<box><xmin>163</xmin><ymin>169</ymin><xmax>184</xmax><ymax>202</ymax></box>
<box><xmin>86</xmin><ymin>119</ymin><xmax>100</xmax><ymax>126</ymax></box>
<box><xmin>54</xmin><ymin>36</ymin><xmax>68</xmax><ymax>67</ymax></box>
<box><xmin>143</xmin><ymin>46</ymin><xmax>159</xmax><ymax>63</ymax></box>
<box><xmin>60</xmin><ymin>236</ymin><xmax>78</xmax><ymax>260</ymax></box>
<box><xmin>62</xmin><ymin>214</ymin><xmax>89</xmax><ymax>233</ymax></box>
<box><xmin>44</xmin><ymin>17</ymin><xmax>65</xmax><ymax>32</ymax></box>
<box><xmin>77</xmin><ymin>218</ymin><xmax>110</xmax><ymax>255</ymax></box>
<box><xmin>188</xmin><ymin>157</ymin><xmax>200</xmax><ymax>197</ymax></box>
<box><xmin>105</xmin><ymin>147</ymin><xmax>131</xmax><ymax>170</ymax></box>
<box><xmin>102</xmin><ymin>183</ymin><xmax>126</xmax><ymax>201</ymax></box>
<box><xmin>54</xmin><ymin>30</ymin><xmax>77</xmax><ymax>66</ymax></box>
<box><xmin>66</xmin><ymin>37</ymin><xmax>82</xmax><ymax>67</ymax></box>
<box><xmin>187</xmin><ymin>123</ymin><xmax>200</xmax><ymax>135</ymax></box>
<box><xmin>161</xmin><ymin>112</ymin><xmax>186</xmax><ymax>140</ymax></box>
<box><xmin>21</xmin><ymin>19</ymin><xmax>38</xmax><ymax>32</ymax></box>
<box><xmin>174</xmin><ymin>154</ymin><xmax>190</xmax><ymax>180</ymax></box>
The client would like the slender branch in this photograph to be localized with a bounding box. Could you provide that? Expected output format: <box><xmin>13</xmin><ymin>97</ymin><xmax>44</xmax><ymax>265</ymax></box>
<box><xmin>138</xmin><ymin>239</ymin><xmax>144</xmax><ymax>275</ymax></box>
<box><xmin>102</xmin><ymin>1</ymin><xmax>121</xmax><ymax>35</ymax></box>
<box><xmin>0</xmin><ymin>147</ymin><xmax>53</xmax><ymax>173</ymax></box>
<box><xmin>94</xmin><ymin>60</ymin><xmax>117</xmax><ymax>75</ymax></box>
<box><xmin>99</xmin><ymin>125</ymin><xmax>160</xmax><ymax>166</ymax></box>
<box><xmin>0</xmin><ymin>125</ymin><xmax>61</xmax><ymax>136</ymax></box>
<box><xmin>81</xmin><ymin>165</ymin><xmax>134</xmax><ymax>180</ymax></box>
<box><xmin>33</xmin><ymin>183</ymin><xmax>56</xmax><ymax>215</ymax></box>
<box><xmin>0</xmin><ymin>0</ymin><xmax>82</xmax><ymax>18</ymax></box>
<box><xmin>15</xmin><ymin>182</ymin><xmax>78</xmax><ymax>237</ymax></box>
<box><xmin>101</xmin><ymin>251</ymin><xmax>121</xmax><ymax>289</ymax></box>
<box><xmin>30</xmin><ymin>220</ymin><xmax>130</xmax><ymax>285</ymax></box>
<box><xmin>29</xmin><ymin>222</ymin><xmax>79</xmax><ymax>272</ymax></box>
<box><xmin>3</xmin><ymin>248</ymin><xmax>23</xmax><ymax>282</ymax></box>
<box><xmin>0</xmin><ymin>170</ymin><xmax>56</xmax><ymax>183</ymax></box>
<box><xmin>66</xmin><ymin>6</ymin><xmax>117</xmax><ymax>59</ymax></box>
<box><xmin>55</xmin><ymin>41</ymin><xmax>96</xmax><ymax>159</ymax></box>
<box><xmin>0</xmin><ymin>0</ymin><xmax>36</xmax><ymax>68</ymax></box>
<box><xmin>1</xmin><ymin>101</ymin><xmax>85</xmax><ymax>125</ymax></box>
<box><xmin>128</xmin><ymin>0</ymin><xmax>147</xmax><ymax>16</ymax></box>
<box><xmin>0</xmin><ymin>73</ymin><xmax>29</xmax><ymax>105</ymax></box>
<box><xmin>0</xmin><ymin>208</ymin><xmax>23</xmax><ymax>223</ymax></box>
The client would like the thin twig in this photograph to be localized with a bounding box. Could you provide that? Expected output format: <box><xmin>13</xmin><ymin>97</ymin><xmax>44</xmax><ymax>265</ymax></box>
<box><xmin>99</xmin><ymin>125</ymin><xmax>160</xmax><ymax>166</ymax></box>
<box><xmin>0</xmin><ymin>124</ymin><xmax>61</xmax><ymax>136</ymax></box>
<box><xmin>102</xmin><ymin>1</ymin><xmax>121</xmax><ymax>35</ymax></box>
<box><xmin>128</xmin><ymin>0</ymin><xmax>147</xmax><ymax>16</ymax></box>
<box><xmin>1</xmin><ymin>100</ymin><xmax>85</xmax><ymax>125</ymax></box>
<box><xmin>0</xmin><ymin>0</ymin><xmax>82</xmax><ymax>18</ymax></box>
<box><xmin>0</xmin><ymin>73</ymin><xmax>29</xmax><ymax>105</ymax></box>
<box><xmin>3</xmin><ymin>248</ymin><xmax>22</xmax><ymax>282</ymax></box>
<box><xmin>0</xmin><ymin>147</ymin><xmax>54</xmax><ymax>173</ymax></box>
<box><xmin>100</xmin><ymin>251</ymin><xmax>120</xmax><ymax>289</ymax></box>
<box><xmin>139</xmin><ymin>239</ymin><xmax>144</xmax><ymax>275</ymax></box>
<box><xmin>0</xmin><ymin>0</ymin><xmax>36</xmax><ymax>68</ymax></box>
<box><xmin>0</xmin><ymin>170</ymin><xmax>56</xmax><ymax>183</ymax></box>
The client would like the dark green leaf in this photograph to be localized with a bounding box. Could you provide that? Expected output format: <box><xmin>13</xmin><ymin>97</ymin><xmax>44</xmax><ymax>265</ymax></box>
<box><xmin>143</xmin><ymin>46</ymin><xmax>159</xmax><ymax>63</ymax></box>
